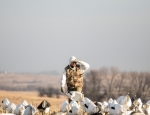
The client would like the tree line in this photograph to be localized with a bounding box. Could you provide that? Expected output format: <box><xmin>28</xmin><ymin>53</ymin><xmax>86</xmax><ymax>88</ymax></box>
<box><xmin>38</xmin><ymin>86</ymin><xmax>60</xmax><ymax>98</ymax></box>
<box><xmin>83</xmin><ymin>67</ymin><xmax>150</xmax><ymax>102</ymax></box>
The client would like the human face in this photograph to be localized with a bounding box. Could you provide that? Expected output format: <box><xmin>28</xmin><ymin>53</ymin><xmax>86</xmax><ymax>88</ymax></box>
<box><xmin>70</xmin><ymin>61</ymin><xmax>76</xmax><ymax>67</ymax></box>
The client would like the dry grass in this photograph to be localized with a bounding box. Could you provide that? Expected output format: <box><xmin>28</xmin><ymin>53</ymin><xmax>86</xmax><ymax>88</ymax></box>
<box><xmin>0</xmin><ymin>73</ymin><xmax>61</xmax><ymax>90</ymax></box>
<box><xmin>0</xmin><ymin>90</ymin><xmax>67</xmax><ymax>114</ymax></box>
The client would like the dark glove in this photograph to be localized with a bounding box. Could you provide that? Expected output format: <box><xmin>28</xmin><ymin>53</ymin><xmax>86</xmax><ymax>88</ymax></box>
<box><xmin>61</xmin><ymin>87</ymin><xmax>65</xmax><ymax>93</ymax></box>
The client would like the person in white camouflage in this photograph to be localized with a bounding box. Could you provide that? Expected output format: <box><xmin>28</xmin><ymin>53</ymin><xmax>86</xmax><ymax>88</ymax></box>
<box><xmin>61</xmin><ymin>56</ymin><xmax>90</xmax><ymax>94</ymax></box>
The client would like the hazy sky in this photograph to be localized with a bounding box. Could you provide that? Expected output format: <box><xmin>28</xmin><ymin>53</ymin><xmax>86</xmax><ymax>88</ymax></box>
<box><xmin>0</xmin><ymin>0</ymin><xmax>150</xmax><ymax>73</ymax></box>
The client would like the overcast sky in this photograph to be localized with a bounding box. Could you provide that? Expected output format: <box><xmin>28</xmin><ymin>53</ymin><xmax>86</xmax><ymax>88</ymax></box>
<box><xmin>0</xmin><ymin>0</ymin><xmax>150</xmax><ymax>73</ymax></box>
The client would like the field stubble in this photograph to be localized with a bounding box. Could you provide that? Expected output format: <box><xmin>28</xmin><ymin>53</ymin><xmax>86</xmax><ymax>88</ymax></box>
<box><xmin>0</xmin><ymin>90</ymin><xmax>67</xmax><ymax>114</ymax></box>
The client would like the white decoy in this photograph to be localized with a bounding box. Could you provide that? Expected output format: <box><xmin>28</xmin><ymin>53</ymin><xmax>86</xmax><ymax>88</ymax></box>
<box><xmin>109</xmin><ymin>102</ymin><xmax>127</xmax><ymax>115</ymax></box>
<box><xmin>146</xmin><ymin>100</ymin><xmax>150</xmax><ymax>105</ymax></box>
<box><xmin>21</xmin><ymin>100</ymin><xmax>28</xmax><ymax>107</ymax></box>
<box><xmin>59</xmin><ymin>100</ymin><xmax>81</xmax><ymax>115</ymax></box>
<box><xmin>142</xmin><ymin>103</ymin><xmax>150</xmax><ymax>115</ymax></box>
<box><xmin>37</xmin><ymin>100</ymin><xmax>51</xmax><ymax>114</ymax></box>
<box><xmin>68</xmin><ymin>100</ymin><xmax>80</xmax><ymax>115</ymax></box>
<box><xmin>23</xmin><ymin>105</ymin><xmax>37</xmax><ymax>115</ymax></box>
<box><xmin>101</xmin><ymin>101</ymin><xmax>109</xmax><ymax>113</ymax></box>
<box><xmin>13</xmin><ymin>100</ymin><xmax>29</xmax><ymax>115</ymax></box>
<box><xmin>65</xmin><ymin>91</ymin><xmax>84</xmax><ymax>102</ymax></box>
<box><xmin>60</xmin><ymin>100</ymin><xmax>70</xmax><ymax>112</ymax></box>
<box><xmin>145</xmin><ymin>100</ymin><xmax>150</xmax><ymax>114</ymax></box>
<box><xmin>136</xmin><ymin>98</ymin><xmax>143</xmax><ymax>113</ymax></box>
<box><xmin>145</xmin><ymin>103</ymin><xmax>150</xmax><ymax>115</ymax></box>
<box><xmin>109</xmin><ymin>100</ymin><xmax>118</xmax><ymax>109</ymax></box>
<box><xmin>2</xmin><ymin>98</ymin><xmax>10</xmax><ymax>110</ymax></box>
<box><xmin>6</xmin><ymin>102</ymin><xmax>16</xmax><ymax>113</ymax></box>
<box><xmin>108</xmin><ymin>98</ymin><xmax>113</xmax><ymax>103</ymax></box>
<box><xmin>14</xmin><ymin>104</ymin><xmax>25</xmax><ymax>115</ymax></box>
<box><xmin>116</xmin><ymin>95</ymin><xmax>132</xmax><ymax>108</ymax></box>
<box><xmin>107</xmin><ymin>98</ymin><xmax>113</xmax><ymax>109</ymax></box>
<box><xmin>102</xmin><ymin>101</ymin><xmax>108</xmax><ymax>107</ymax></box>
<box><xmin>80</xmin><ymin>97</ymin><xmax>99</xmax><ymax>114</ymax></box>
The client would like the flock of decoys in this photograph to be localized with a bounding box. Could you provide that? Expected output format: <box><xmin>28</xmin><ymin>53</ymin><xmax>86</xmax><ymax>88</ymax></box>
<box><xmin>1</xmin><ymin>99</ymin><xmax>51</xmax><ymax>115</ymax></box>
<box><xmin>1</xmin><ymin>91</ymin><xmax>150</xmax><ymax>115</ymax></box>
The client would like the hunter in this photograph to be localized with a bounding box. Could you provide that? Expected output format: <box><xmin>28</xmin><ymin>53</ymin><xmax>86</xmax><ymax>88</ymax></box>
<box><xmin>61</xmin><ymin>56</ymin><xmax>90</xmax><ymax>94</ymax></box>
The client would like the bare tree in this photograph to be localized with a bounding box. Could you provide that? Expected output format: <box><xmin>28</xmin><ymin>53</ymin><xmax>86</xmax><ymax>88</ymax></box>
<box><xmin>144</xmin><ymin>75</ymin><xmax>150</xmax><ymax>102</ymax></box>
<box><xmin>117</xmin><ymin>72</ymin><xmax>128</xmax><ymax>95</ymax></box>
<box><xmin>83</xmin><ymin>67</ymin><xmax>150</xmax><ymax>102</ymax></box>
<box><xmin>85</xmin><ymin>70</ymin><xmax>99</xmax><ymax>100</ymax></box>
<box><xmin>127</xmin><ymin>72</ymin><xmax>139</xmax><ymax>97</ymax></box>
<box><xmin>83</xmin><ymin>67</ymin><xmax>107</xmax><ymax>101</ymax></box>
<box><xmin>105</xmin><ymin>67</ymin><xmax>120</xmax><ymax>99</ymax></box>
<box><xmin>127</xmin><ymin>72</ymin><xmax>150</xmax><ymax>102</ymax></box>
<box><xmin>136</xmin><ymin>72</ymin><xmax>150</xmax><ymax>102</ymax></box>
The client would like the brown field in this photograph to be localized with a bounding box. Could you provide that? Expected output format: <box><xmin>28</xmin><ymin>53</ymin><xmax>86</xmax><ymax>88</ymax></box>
<box><xmin>0</xmin><ymin>73</ymin><xmax>61</xmax><ymax>90</ymax></box>
<box><xmin>0</xmin><ymin>90</ymin><xmax>67</xmax><ymax>114</ymax></box>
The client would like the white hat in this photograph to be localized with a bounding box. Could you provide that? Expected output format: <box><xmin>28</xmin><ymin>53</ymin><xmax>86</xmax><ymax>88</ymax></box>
<box><xmin>69</xmin><ymin>56</ymin><xmax>77</xmax><ymax>64</ymax></box>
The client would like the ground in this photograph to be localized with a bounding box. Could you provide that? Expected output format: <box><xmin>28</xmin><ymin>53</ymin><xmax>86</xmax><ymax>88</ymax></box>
<box><xmin>0</xmin><ymin>90</ymin><xmax>67</xmax><ymax>114</ymax></box>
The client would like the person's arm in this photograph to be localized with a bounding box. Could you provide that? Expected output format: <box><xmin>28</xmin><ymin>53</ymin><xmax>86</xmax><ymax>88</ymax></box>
<box><xmin>77</xmin><ymin>60</ymin><xmax>90</xmax><ymax>73</ymax></box>
<box><xmin>60</xmin><ymin>70</ymin><xmax>66</xmax><ymax>93</ymax></box>
<box><xmin>61</xmin><ymin>70</ymin><xmax>66</xmax><ymax>87</ymax></box>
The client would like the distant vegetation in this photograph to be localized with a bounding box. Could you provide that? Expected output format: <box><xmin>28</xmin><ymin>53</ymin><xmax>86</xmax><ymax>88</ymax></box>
<box><xmin>0</xmin><ymin>67</ymin><xmax>150</xmax><ymax>102</ymax></box>
<box><xmin>83</xmin><ymin>66</ymin><xmax>150</xmax><ymax>102</ymax></box>
<box><xmin>38</xmin><ymin>86</ymin><xmax>61</xmax><ymax>98</ymax></box>
<box><xmin>0</xmin><ymin>73</ymin><xmax>61</xmax><ymax>91</ymax></box>
<box><xmin>0</xmin><ymin>85</ymin><xmax>37</xmax><ymax>91</ymax></box>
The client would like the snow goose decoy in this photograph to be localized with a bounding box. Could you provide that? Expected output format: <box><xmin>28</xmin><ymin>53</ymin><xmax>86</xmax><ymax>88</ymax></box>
<box><xmin>80</xmin><ymin>97</ymin><xmax>100</xmax><ymax>114</ymax></box>
<box><xmin>68</xmin><ymin>100</ymin><xmax>80</xmax><ymax>115</ymax></box>
<box><xmin>65</xmin><ymin>91</ymin><xmax>84</xmax><ymax>102</ymax></box>
<box><xmin>37</xmin><ymin>100</ymin><xmax>51</xmax><ymax>114</ymax></box>
<box><xmin>23</xmin><ymin>104</ymin><xmax>38</xmax><ymax>115</ymax></box>
<box><xmin>2</xmin><ymin>98</ymin><xmax>10</xmax><ymax>110</ymax></box>
<box><xmin>6</xmin><ymin>102</ymin><xmax>16</xmax><ymax>113</ymax></box>
<box><xmin>116</xmin><ymin>95</ymin><xmax>132</xmax><ymax>109</ymax></box>
<box><xmin>14</xmin><ymin>104</ymin><xmax>25</xmax><ymax>115</ymax></box>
